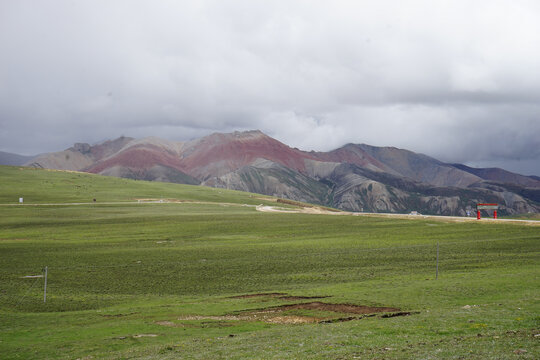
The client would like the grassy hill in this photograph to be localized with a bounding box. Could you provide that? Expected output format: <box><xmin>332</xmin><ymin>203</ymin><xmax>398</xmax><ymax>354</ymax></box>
<box><xmin>0</xmin><ymin>166</ymin><xmax>278</xmax><ymax>205</ymax></box>
<box><xmin>0</xmin><ymin>165</ymin><xmax>538</xmax><ymax>359</ymax></box>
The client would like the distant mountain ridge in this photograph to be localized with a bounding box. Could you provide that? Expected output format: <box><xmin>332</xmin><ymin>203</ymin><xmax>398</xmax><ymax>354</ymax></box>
<box><xmin>0</xmin><ymin>151</ymin><xmax>36</xmax><ymax>166</ymax></box>
<box><xmin>5</xmin><ymin>130</ymin><xmax>538</xmax><ymax>215</ymax></box>
<box><xmin>451</xmin><ymin>163</ymin><xmax>539</xmax><ymax>187</ymax></box>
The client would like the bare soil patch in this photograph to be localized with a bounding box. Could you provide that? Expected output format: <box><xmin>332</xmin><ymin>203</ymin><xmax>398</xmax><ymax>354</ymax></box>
<box><xmin>265</xmin><ymin>315</ymin><xmax>319</xmax><ymax>324</ymax></box>
<box><xmin>256</xmin><ymin>204</ymin><xmax>347</xmax><ymax>215</ymax></box>
<box><xmin>174</xmin><ymin>301</ymin><xmax>408</xmax><ymax>325</ymax></box>
<box><xmin>133</xmin><ymin>334</ymin><xmax>158</xmax><ymax>338</ymax></box>
<box><xmin>176</xmin><ymin>313</ymin><xmax>319</xmax><ymax>324</ymax></box>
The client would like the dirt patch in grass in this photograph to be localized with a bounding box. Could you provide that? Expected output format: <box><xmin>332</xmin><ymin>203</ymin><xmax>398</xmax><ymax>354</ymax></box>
<box><xmin>133</xmin><ymin>334</ymin><xmax>158</xmax><ymax>338</ymax></box>
<box><xmin>265</xmin><ymin>315</ymin><xmax>320</xmax><ymax>324</ymax></box>
<box><xmin>256</xmin><ymin>204</ymin><xmax>346</xmax><ymax>215</ymax></box>
<box><xmin>176</xmin><ymin>313</ymin><xmax>319</xmax><ymax>324</ymax></box>
<box><xmin>173</xmin><ymin>302</ymin><xmax>408</xmax><ymax>325</ymax></box>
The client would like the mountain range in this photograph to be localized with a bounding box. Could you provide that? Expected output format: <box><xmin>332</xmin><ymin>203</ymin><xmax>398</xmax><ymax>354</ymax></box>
<box><xmin>3</xmin><ymin>130</ymin><xmax>539</xmax><ymax>215</ymax></box>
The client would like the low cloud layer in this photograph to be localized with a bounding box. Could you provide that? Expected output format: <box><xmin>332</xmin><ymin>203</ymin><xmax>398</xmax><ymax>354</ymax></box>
<box><xmin>1</xmin><ymin>1</ymin><xmax>539</xmax><ymax>175</ymax></box>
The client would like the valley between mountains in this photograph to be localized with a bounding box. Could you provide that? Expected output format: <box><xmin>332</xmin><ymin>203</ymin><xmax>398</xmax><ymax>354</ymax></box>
<box><xmin>22</xmin><ymin>130</ymin><xmax>540</xmax><ymax>216</ymax></box>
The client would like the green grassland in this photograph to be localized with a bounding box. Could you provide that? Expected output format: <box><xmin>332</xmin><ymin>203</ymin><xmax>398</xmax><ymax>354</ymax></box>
<box><xmin>507</xmin><ymin>213</ymin><xmax>540</xmax><ymax>220</ymax></box>
<box><xmin>0</xmin><ymin>165</ymin><xmax>539</xmax><ymax>359</ymax></box>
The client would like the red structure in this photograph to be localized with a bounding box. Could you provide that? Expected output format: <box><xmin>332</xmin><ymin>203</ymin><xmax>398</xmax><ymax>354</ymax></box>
<box><xmin>476</xmin><ymin>203</ymin><xmax>498</xmax><ymax>219</ymax></box>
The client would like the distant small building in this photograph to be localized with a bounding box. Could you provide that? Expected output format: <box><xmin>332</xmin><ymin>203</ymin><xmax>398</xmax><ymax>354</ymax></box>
<box><xmin>19</xmin><ymin>197</ymin><xmax>23</xmax><ymax>204</ymax></box>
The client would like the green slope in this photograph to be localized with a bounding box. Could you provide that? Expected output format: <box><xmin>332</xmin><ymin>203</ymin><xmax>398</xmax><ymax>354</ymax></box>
<box><xmin>0</xmin><ymin>165</ymin><xmax>538</xmax><ymax>359</ymax></box>
<box><xmin>0</xmin><ymin>165</ymin><xmax>275</xmax><ymax>205</ymax></box>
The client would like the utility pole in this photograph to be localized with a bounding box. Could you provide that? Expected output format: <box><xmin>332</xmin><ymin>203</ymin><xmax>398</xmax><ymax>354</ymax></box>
<box><xmin>43</xmin><ymin>266</ymin><xmax>48</xmax><ymax>303</ymax></box>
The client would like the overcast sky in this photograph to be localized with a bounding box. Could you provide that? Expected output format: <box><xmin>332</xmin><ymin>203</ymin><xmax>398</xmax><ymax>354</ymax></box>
<box><xmin>1</xmin><ymin>0</ymin><xmax>539</xmax><ymax>175</ymax></box>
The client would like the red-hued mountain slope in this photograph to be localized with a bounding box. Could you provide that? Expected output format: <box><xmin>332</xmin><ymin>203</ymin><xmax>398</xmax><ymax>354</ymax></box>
<box><xmin>21</xmin><ymin>130</ymin><xmax>540</xmax><ymax>215</ymax></box>
<box><xmin>176</xmin><ymin>131</ymin><xmax>319</xmax><ymax>179</ymax></box>
<box><xmin>86</xmin><ymin>144</ymin><xmax>186</xmax><ymax>174</ymax></box>
<box><xmin>86</xmin><ymin>131</ymin><xmax>329</xmax><ymax>179</ymax></box>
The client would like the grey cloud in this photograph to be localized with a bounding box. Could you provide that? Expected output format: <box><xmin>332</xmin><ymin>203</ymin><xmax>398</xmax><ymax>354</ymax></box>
<box><xmin>1</xmin><ymin>0</ymin><xmax>539</xmax><ymax>175</ymax></box>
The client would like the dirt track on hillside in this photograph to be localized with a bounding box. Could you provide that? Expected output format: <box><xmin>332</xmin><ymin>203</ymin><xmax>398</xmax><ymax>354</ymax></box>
<box><xmin>255</xmin><ymin>205</ymin><xmax>349</xmax><ymax>215</ymax></box>
<box><xmin>254</xmin><ymin>204</ymin><xmax>540</xmax><ymax>225</ymax></box>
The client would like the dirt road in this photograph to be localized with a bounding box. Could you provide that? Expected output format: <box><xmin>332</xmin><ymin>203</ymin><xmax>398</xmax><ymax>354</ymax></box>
<box><xmin>1</xmin><ymin>200</ymin><xmax>538</xmax><ymax>225</ymax></box>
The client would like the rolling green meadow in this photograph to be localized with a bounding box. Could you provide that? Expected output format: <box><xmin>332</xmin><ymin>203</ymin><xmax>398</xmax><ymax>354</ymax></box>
<box><xmin>0</xmin><ymin>166</ymin><xmax>539</xmax><ymax>359</ymax></box>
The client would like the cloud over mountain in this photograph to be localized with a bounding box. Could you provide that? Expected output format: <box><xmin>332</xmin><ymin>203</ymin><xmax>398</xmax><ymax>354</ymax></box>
<box><xmin>1</xmin><ymin>1</ymin><xmax>539</xmax><ymax>175</ymax></box>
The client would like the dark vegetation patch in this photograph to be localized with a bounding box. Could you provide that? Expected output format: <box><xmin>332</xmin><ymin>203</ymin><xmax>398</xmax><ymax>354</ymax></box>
<box><xmin>319</xmin><ymin>314</ymin><xmax>378</xmax><ymax>324</ymax></box>
<box><xmin>261</xmin><ymin>301</ymin><xmax>400</xmax><ymax>315</ymax></box>
<box><xmin>229</xmin><ymin>292</ymin><xmax>287</xmax><ymax>299</ymax></box>
<box><xmin>316</xmin><ymin>311</ymin><xmax>418</xmax><ymax>324</ymax></box>
<box><xmin>229</xmin><ymin>292</ymin><xmax>331</xmax><ymax>300</ymax></box>
<box><xmin>101</xmin><ymin>312</ymin><xmax>139</xmax><ymax>318</ymax></box>
<box><xmin>156</xmin><ymin>319</ymin><xmax>235</xmax><ymax>328</ymax></box>
<box><xmin>200</xmin><ymin>321</ymin><xmax>235</xmax><ymax>328</ymax></box>
<box><xmin>279</xmin><ymin>295</ymin><xmax>332</xmax><ymax>301</ymax></box>
<box><xmin>381</xmin><ymin>311</ymin><xmax>416</xmax><ymax>318</ymax></box>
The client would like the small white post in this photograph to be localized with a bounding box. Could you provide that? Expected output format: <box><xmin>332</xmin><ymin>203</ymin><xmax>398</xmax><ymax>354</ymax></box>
<box><xmin>43</xmin><ymin>266</ymin><xmax>48</xmax><ymax>303</ymax></box>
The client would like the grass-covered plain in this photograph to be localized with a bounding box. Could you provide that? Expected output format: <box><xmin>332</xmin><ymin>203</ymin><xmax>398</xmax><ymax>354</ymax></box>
<box><xmin>0</xmin><ymin>166</ymin><xmax>539</xmax><ymax>359</ymax></box>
